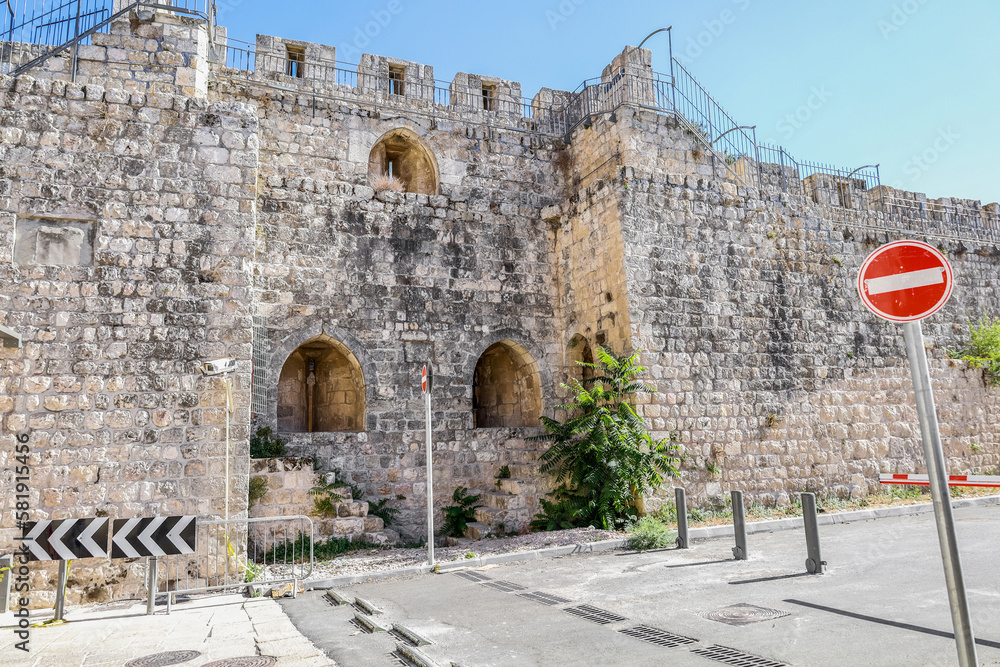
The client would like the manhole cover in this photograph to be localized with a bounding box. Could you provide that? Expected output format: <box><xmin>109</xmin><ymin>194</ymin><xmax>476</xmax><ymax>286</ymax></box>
<box><xmin>692</xmin><ymin>644</ymin><xmax>787</xmax><ymax>666</ymax></box>
<box><xmin>705</xmin><ymin>604</ymin><xmax>789</xmax><ymax>626</ymax></box>
<box><xmin>124</xmin><ymin>651</ymin><xmax>201</xmax><ymax>667</ymax></box>
<box><xmin>202</xmin><ymin>658</ymin><xmax>277</xmax><ymax>667</ymax></box>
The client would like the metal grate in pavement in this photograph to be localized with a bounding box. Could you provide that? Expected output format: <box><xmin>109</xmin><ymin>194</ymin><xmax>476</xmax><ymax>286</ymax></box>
<box><xmin>619</xmin><ymin>625</ymin><xmax>697</xmax><ymax>648</ymax></box>
<box><xmin>691</xmin><ymin>645</ymin><xmax>787</xmax><ymax>667</ymax></box>
<box><xmin>480</xmin><ymin>580</ymin><xmax>526</xmax><ymax>592</ymax></box>
<box><xmin>563</xmin><ymin>604</ymin><xmax>628</xmax><ymax>625</ymax></box>
<box><xmin>516</xmin><ymin>591</ymin><xmax>571</xmax><ymax>606</ymax></box>
<box><xmin>452</xmin><ymin>571</ymin><xmax>492</xmax><ymax>582</ymax></box>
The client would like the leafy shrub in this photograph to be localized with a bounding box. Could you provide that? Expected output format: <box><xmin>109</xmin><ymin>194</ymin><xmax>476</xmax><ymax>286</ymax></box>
<box><xmin>529</xmin><ymin>488</ymin><xmax>587</xmax><ymax>531</ymax></box>
<box><xmin>497</xmin><ymin>465</ymin><xmax>511</xmax><ymax>479</ymax></box>
<box><xmin>442</xmin><ymin>486</ymin><xmax>482</xmax><ymax>537</ymax></box>
<box><xmin>626</xmin><ymin>516</ymin><xmax>676</xmax><ymax>551</ymax></box>
<box><xmin>250</xmin><ymin>427</ymin><xmax>286</xmax><ymax>459</ymax></box>
<box><xmin>952</xmin><ymin>316</ymin><xmax>1000</xmax><ymax>385</ymax></box>
<box><xmin>531</xmin><ymin>347</ymin><xmax>683</xmax><ymax>530</ymax></box>
<box><xmin>248</xmin><ymin>476</ymin><xmax>268</xmax><ymax>510</ymax></box>
<box><xmin>367</xmin><ymin>497</ymin><xmax>401</xmax><ymax>527</ymax></box>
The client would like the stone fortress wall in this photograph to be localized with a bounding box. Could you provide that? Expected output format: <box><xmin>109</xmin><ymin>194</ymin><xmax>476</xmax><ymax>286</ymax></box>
<box><xmin>1</xmin><ymin>6</ymin><xmax>999</xmax><ymax>607</ymax></box>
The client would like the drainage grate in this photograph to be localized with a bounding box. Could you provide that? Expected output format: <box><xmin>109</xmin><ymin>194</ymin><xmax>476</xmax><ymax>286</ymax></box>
<box><xmin>125</xmin><ymin>652</ymin><xmax>202</xmax><ymax>667</ymax></box>
<box><xmin>480</xmin><ymin>580</ymin><xmax>526</xmax><ymax>592</ymax></box>
<box><xmin>619</xmin><ymin>625</ymin><xmax>697</xmax><ymax>648</ymax></box>
<box><xmin>705</xmin><ymin>604</ymin><xmax>789</xmax><ymax>626</ymax></box>
<box><xmin>516</xmin><ymin>591</ymin><xmax>571</xmax><ymax>606</ymax></box>
<box><xmin>202</xmin><ymin>659</ymin><xmax>277</xmax><ymax>667</ymax></box>
<box><xmin>452</xmin><ymin>571</ymin><xmax>492</xmax><ymax>582</ymax></box>
<box><xmin>563</xmin><ymin>604</ymin><xmax>628</xmax><ymax>625</ymax></box>
<box><xmin>691</xmin><ymin>645</ymin><xmax>787</xmax><ymax>667</ymax></box>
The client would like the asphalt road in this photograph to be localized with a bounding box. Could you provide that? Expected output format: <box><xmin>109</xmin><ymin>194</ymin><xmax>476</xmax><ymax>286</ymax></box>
<box><xmin>281</xmin><ymin>504</ymin><xmax>1000</xmax><ymax>666</ymax></box>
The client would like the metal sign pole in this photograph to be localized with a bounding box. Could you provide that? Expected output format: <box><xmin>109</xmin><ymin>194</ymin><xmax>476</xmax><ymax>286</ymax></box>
<box><xmin>424</xmin><ymin>365</ymin><xmax>435</xmax><ymax>566</ymax></box>
<box><xmin>902</xmin><ymin>320</ymin><xmax>977</xmax><ymax>667</ymax></box>
<box><xmin>54</xmin><ymin>560</ymin><xmax>68</xmax><ymax>622</ymax></box>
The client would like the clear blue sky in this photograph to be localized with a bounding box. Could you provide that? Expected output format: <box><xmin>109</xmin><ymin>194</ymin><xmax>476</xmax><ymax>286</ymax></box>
<box><xmin>219</xmin><ymin>0</ymin><xmax>999</xmax><ymax>203</ymax></box>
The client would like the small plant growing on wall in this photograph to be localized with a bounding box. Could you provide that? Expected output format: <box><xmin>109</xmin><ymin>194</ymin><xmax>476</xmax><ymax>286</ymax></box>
<box><xmin>706</xmin><ymin>460</ymin><xmax>721</xmax><ymax>477</ymax></box>
<box><xmin>250</xmin><ymin>427</ymin><xmax>286</xmax><ymax>459</ymax></box>
<box><xmin>248</xmin><ymin>476</ymin><xmax>269</xmax><ymax>510</ymax></box>
<box><xmin>367</xmin><ymin>497</ymin><xmax>401</xmax><ymax>526</ymax></box>
<box><xmin>949</xmin><ymin>316</ymin><xmax>1000</xmax><ymax>386</ymax></box>
<box><xmin>442</xmin><ymin>486</ymin><xmax>482</xmax><ymax>537</ymax></box>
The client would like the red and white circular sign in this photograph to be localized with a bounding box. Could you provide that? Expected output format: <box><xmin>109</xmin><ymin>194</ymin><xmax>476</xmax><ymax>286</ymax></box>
<box><xmin>421</xmin><ymin>365</ymin><xmax>427</xmax><ymax>393</ymax></box>
<box><xmin>858</xmin><ymin>240</ymin><xmax>953</xmax><ymax>322</ymax></box>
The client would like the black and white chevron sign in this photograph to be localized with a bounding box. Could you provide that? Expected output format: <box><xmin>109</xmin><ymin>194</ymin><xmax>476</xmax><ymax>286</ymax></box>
<box><xmin>111</xmin><ymin>516</ymin><xmax>197</xmax><ymax>558</ymax></box>
<box><xmin>21</xmin><ymin>519</ymin><xmax>109</xmax><ymax>561</ymax></box>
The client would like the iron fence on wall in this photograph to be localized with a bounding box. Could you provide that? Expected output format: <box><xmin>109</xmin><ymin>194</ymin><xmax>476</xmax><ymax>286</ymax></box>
<box><xmin>1</xmin><ymin>0</ymin><xmax>216</xmax><ymax>78</ymax></box>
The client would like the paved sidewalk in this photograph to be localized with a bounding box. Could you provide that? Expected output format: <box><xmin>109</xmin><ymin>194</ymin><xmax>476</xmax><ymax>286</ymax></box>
<box><xmin>0</xmin><ymin>594</ymin><xmax>333</xmax><ymax>667</ymax></box>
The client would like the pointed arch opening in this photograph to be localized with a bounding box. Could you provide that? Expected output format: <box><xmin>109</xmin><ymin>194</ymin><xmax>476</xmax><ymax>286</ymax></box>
<box><xmin>277</xmin><ymin>335</ymin><xmax>366</xmax><ymax>433</ymax></box>
<box><xmin>567</xmin><ymin>334</ymin><xmax>595</xmax><ymax>385</ymax></box>
<box><xmin>473</xmin><ymin>339</ymin><xmax>542</xmax><ymax>428</ymax></box>
<box><xmin>367</xmin><ymin>127</ymin><xmax>439</xmax><ymax>195</ymax></box>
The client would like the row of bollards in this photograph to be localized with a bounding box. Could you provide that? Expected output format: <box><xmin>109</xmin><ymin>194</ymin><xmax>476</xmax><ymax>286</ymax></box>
<box><xmin>673</xmin><ymin>488</ymin><xmax>826</xmax><ymax>574</ymax></box>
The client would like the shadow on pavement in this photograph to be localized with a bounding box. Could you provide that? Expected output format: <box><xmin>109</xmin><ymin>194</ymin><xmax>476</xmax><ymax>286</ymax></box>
<box><xmin>729</xmin><ymin>572</ymin><xmax>812</xmax><ymax>585</ymax></box>
<box><xmin>662</xmin><ymin>558</ymin><xmax>734</xmax><ymax>568</ymax></box>
<box><xmin>785</xmin><ymin>599</ymin><xmax>1000</xmax><ymax>650</ymax></box>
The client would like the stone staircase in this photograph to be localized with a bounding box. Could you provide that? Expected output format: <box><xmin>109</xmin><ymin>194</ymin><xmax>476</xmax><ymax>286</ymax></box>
<box><xmin>455</xmin><ymin>438</ymin><xmax>555</xmax><ymax>542</ymax></box>
<box><xmin>249</xmin><ymin>458</ymin><xmax>398</xmax><ymax>548</ymax></box>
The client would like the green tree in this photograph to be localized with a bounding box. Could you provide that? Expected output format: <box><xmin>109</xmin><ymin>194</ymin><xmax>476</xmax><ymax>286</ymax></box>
<box><xmin>531</xmin><ymin>347</ymin><xmax>682</xmax><ymax>530</ymax></box>
<box><xmin>953</xmin><ymin>316</ymin><xmax>1000</xmax><ymax>386</ymax></box>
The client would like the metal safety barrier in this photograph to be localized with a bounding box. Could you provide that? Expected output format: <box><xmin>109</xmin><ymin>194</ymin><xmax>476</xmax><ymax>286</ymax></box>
<box><xmin>149</xmin><ymin>514</ymin><xmax>313</xmax><ymax>613</ymax></box>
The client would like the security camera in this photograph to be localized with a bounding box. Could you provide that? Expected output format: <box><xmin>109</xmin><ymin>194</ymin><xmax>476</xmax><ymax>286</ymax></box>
<box><xmin>199</xmin><ymin>358</ymin><xmax>237</xmax><ymax>376</ymax></box>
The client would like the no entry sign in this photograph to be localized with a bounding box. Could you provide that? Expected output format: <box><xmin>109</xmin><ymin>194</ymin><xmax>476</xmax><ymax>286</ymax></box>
<box><xmin>858</xmin><ymin>240</ymin><xmax>953</xmax><ymax>322</ymax></box>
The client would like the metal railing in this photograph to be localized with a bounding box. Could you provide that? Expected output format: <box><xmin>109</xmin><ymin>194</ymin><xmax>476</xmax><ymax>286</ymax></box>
<box><xmin>220</xmin><ymin>39</ymin><xmax>571</xmax><ymax>135</ymax></box>
<box><xmin>1</xmin><ymin>0</ymin><xmax>216</xmax><ymax>79</ymax></box>
<box><xmin>6</xmin><ymin>11</ymin><xmax>996</xmax><ymax>245</ymax></box>
<box><xmin>153</xmin><ymin>514</ymin><xmax>313</xmax><ymax>611</ymax></box>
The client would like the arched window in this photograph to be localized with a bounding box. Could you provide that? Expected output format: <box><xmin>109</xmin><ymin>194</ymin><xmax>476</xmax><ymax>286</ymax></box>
<box><xmin>277</xmin><ymin>336</ymin><xmax>365</xmax><ymax>433</ymax></box>
<box><xmin>473</xmin><ymin>340</ymin><xmax>542</xmax><ymax>428</ymax></box>
<box><xmin>367</xmin><ymin>128</ymin><xmax>439</xmax><ymax>195</ymax></box>
<box><xmin>567</xmin><ymin>334</ymin><xmax>595</xmax><ymax>385</ymax></box>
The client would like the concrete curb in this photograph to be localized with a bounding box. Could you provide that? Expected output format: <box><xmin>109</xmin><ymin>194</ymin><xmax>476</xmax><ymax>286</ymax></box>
<box><xmin>395</xmin><ymin>642</ymin><xmax>443</xmax><ymax>667</ymax></box>
<box><xmin>306</xmin><ymin>495</ymin><xmax>1000</xmax><ymax>590</ymax></box>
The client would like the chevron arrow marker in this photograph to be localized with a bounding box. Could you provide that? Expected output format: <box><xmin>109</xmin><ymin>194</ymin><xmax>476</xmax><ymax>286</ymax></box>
<box><xmin>48</xmin><ymin>519</ymin><xmax>76</xmax><ymax>560</ymax></box>
<box><xmin>78</xmin><ymin>518</ymin><xmax>108</xmax><ymax>558</ymax></box>
<box><xmin>112</xmin><ymin>518</ymin><xmax>143</xmax><ymax>558</ymax></box>
<box><xmin>166</xmin><ymin>516</ymin><xmax>196</xmax><ymax>554</ymax></box>
<box><xmin>138</xmin><ymin>516</ymin><xmax>166</xmax><ymax>557</ymax></box>
<box><xmin>22</xmin><ymin>521</ymin><xmax>51</xmax><ymax>561</ymax></box>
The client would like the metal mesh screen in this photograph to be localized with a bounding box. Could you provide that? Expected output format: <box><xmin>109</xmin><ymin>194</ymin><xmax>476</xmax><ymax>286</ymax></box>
<box><xmin>251</xmin><ymin>313</ymin><xmax>269</xmax><ymax>420</ymax></box>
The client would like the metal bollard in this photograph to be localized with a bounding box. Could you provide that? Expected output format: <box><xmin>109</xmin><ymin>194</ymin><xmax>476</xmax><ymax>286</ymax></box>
<box><xmin>801</xmin><ymin>493</ymin><xmax>827</xmax><ymax>574</ymax></box>
<box><xmin>675</xmin><ymin>488</ymin><xmax>689</xmax><ymax>549</ymax></box>
<box><xmin>146</xmin><ymin>556</ymin><xmax>158</xmax><ymax>615</ymax></box>
<box><xmin>731</xmin><ymin>490</ymin><xmax>747</xmax><ymax>560</ymax></box>
<box><xmin>54</xmin><ymin>560</ymin><xmax>68</xmax><ymax>622</ymax></box>
<box><xmin>0</xmin><ymin>554</ymin><xmax>12</xmax><ymax>614</ymax></box>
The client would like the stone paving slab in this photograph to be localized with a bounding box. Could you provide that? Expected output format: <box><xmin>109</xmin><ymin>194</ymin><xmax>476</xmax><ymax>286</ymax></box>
<box><xmin>0</xmin><ymin>593</ymin><xmax>334</xmax><ymax>666</ymax></box>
